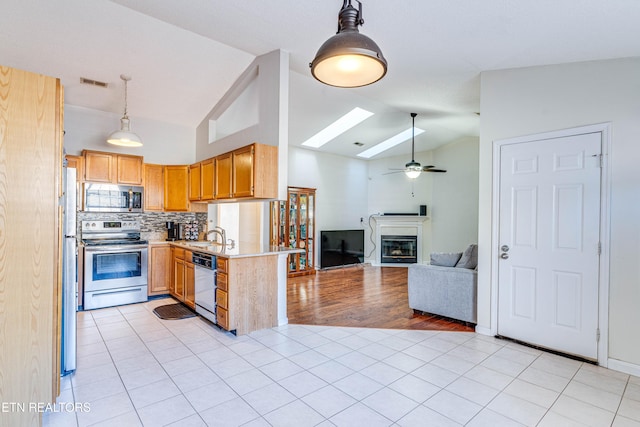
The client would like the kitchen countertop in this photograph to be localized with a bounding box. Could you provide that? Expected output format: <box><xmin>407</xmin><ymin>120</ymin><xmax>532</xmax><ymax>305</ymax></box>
<box><xmin>149</xmin><ymin>240</ymin><xmax>304</xmax><ymax>258</ymax></box>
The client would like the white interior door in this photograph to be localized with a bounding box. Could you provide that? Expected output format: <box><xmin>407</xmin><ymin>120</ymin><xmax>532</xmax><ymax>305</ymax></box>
<box><xmin>497</xmin><ymin>132</ymin><xmax>601</xmax><ymax>360</ymax></box>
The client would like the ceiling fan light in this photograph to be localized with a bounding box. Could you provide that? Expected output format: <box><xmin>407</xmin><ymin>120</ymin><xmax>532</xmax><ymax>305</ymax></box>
<box><xmin>404</xmin><ymin>166</ymin><xmax>422</xmax><ymax>179</ymax></box>
<box><xmin>310</xmin><ymin>0</ymin><xmax>387</xmax><ymax>88</ymax></box>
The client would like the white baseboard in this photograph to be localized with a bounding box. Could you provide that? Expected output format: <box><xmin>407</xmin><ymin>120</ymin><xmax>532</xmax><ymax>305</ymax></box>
<box><xmin>475</xmin><ymin>325</ymin><xmax>493</xmax><ymax>336</ymax></box>
<box><xmin>278</xmin><ymin>317</ymin><xmax>289</xmax><ymax>327</ymax></box>
<box><xmin>607</xmin><ymin>358</ymin><xmax>640</xmax><ymax>377</ymax></box>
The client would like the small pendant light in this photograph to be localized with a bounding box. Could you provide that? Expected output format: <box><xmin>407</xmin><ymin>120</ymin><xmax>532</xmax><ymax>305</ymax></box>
<box><xmin>107</xmin><ymin>75</ymin><xmax>143</xmax><ymax>147</ymax></box>
<box><xmin>310</xmin><ymin>0</ymin><xmax>387</xmax><ymax>88</ymax></box>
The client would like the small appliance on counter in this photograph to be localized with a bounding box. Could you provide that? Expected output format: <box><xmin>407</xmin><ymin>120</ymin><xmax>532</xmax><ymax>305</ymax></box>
<box><xmin>166</xmin><ymin>221</ymin><xmax>180</xmax><ymax>241</ymax></box>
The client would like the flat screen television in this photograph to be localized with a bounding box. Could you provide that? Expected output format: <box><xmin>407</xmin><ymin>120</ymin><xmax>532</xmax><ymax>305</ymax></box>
<box><xmin>320</xmin><ymin>229</ymin><xmax>365</xmax><ymax>269</ymax></box>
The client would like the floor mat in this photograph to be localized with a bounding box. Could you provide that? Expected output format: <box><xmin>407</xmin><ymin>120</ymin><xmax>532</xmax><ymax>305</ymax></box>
<box><xmin>153</xmin><ymin>303</ymin><xmax>196</xmax><ymax>320</ymax></box>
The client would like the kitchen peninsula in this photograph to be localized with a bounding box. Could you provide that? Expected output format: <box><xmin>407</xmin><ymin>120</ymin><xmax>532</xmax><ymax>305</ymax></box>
<box><xmin>151</xmin><ymin>240</ymin><xmax>302</xmax><ymax>335</ymax></box>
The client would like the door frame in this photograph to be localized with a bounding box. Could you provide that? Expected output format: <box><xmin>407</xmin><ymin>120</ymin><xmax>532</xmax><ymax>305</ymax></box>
<box><xmin>490</xmin><ymin>123</ymin><xmax>611</xmax><ymax>366</ymax></box>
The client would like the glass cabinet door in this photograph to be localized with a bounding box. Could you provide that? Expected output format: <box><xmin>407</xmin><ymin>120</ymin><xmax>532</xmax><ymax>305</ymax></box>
<box><xmin>271</xmin><ymin>187</ymin><xmax>316</xmax><ymax>276</ymax></box>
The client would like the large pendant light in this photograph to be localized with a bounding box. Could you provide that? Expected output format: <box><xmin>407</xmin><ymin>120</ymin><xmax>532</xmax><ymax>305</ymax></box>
<box><xmin>310</xmin><ymin>0</ymin><xmax>387</xmax><ymax>88</ymax></box>
<box><xmin>107</xmin><ymin>74</ymin><xmax>143</xmax><ymax>147</ymax></box>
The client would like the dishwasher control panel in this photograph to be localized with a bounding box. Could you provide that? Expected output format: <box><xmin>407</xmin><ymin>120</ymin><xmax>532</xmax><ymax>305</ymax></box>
<box><xmin>192</xmin><ymin>252</ymin><xmax>215</xmax><ymax>269</ymax></box>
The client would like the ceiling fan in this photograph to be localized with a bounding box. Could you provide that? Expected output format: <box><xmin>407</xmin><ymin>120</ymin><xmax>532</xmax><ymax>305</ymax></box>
<box><xmin>385</xmin><ymin>113</ymin><xmax>446</xmax><ymax>178</ymax></box>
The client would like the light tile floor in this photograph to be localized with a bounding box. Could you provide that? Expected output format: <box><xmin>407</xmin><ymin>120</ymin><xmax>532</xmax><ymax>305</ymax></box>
<box><xmin>43</xmin><ymin>298</ymin><xmax>640</xmax><ymax>427</ymax></box>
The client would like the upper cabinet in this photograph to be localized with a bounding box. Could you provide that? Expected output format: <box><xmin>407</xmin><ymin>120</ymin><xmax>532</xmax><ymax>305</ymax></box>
<box><xmin>215</xmin><ymin>152</ymin><xmax>233</xmax><ymax>199</ymax></box>
<box><xmin>189</xmin><ymin>158</ymin><xmax>215</xmax><ymax>202</ymax></box>
<box><xmin>117</xmin><ymin>154</ymin><xmax>144</xmax><ymax>185</ymax></box>
<box><xmin>83</xmin><ymin>150</ymin><xmax>143</xmax><ymax>185</ymax></box>
<box><xmin>215</xmin><ymin>143</ymin><xmax>278</xmax><ymax>201</ymax></box>
<box><xmin>143</xmin><ymin>163</ymin><xmax>164</xmax><ymax>211</ymax></box>
<box><xmin>164</xmin><ymin>165</ymin><xmax>189</xmax><ymax>211</ymax></box>
<box><xmin>65</xmin><ymin>154</ymin><xmax>83</xmax><ymax>182</ymax></box>
<box><xmin>201</xmin><ymin>158</ymin><xmax>215</xmax><ymax>200</ymax></box>
<box><xmin>233</xmin><ymin>143</ymin><xmax>278</xmax><ymax>199</ymax></box>
<box><xmin>188</xmin><ymin>162</ymin><xmax>201</xmax><ymax>201</ymax></box>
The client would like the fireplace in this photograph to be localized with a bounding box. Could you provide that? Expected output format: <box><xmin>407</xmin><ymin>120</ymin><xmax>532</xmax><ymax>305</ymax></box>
<box><xmin>381</xmin><ymin>235</ymin><xmax>418</xmax><ymax>264</ymax></box>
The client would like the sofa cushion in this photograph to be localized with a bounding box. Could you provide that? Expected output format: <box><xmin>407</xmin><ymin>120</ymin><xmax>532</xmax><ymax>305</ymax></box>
<box><xmin>430</xmin><ymin>252</ymin><xmax>463</xmax><ymax>267</ymax></box>
<box><xmin>456</xmin><ymin>244</ymin><xmax>478</xmax><ymax>269</ymax></box>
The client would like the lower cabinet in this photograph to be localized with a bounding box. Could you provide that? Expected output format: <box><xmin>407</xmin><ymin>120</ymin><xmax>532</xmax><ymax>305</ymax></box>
<box><xmin>148</xmin><ymin>243</ymin><xmax>171</xmax><ymax>296</ymax></box>
<box><xmin>215</xmin><ymin>255</ymin><xmax>278</xmax><ymax>335</ymax></box>
<box><xmin>171</xmin><ymin>247</ymin><xmax>194</xmax><ymax>308</ymax></box>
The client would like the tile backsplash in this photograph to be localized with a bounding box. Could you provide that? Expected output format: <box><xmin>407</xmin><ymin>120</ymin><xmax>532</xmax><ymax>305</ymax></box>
<box><xmin>77</xmin><ymin>211</ymin><xmax>208</xmax><ymax>240</ymax></box>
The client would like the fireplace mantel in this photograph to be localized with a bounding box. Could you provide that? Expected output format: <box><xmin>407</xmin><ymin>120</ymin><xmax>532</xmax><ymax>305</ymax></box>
<box><xmin>371</xmin><ymin>215</ymin><xmax>428</xmax><ymax>266</ymax></box>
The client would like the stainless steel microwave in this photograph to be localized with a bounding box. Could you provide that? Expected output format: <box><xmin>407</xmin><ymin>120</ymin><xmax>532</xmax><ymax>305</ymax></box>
<box><xmin>83</xmin><ymin>183</ymin><xmax>143</xmax><ymax>212</ymax></box>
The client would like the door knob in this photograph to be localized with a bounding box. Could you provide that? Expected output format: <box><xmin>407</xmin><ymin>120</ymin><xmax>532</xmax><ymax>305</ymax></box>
<box><xmin>500</xmin><ymin>253</ymin><xmax>509</xmax><ymax>259</ymax></box>
<box><xmin>501</xmin><ymin>245</ymin><xmax>510</xmax><ymax>252</ymax></box>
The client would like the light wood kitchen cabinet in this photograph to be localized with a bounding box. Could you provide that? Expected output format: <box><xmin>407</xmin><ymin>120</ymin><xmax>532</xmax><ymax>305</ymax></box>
<box><xmin>164</xmin><ymin>165</ymin><xmax>189</xmax><ymax>211</ymax></box>
<box><xmin>0</xmin><ymin>65</ymin><xmax>63</xmax><ymax>423</ymax></box>
<box><xmin>171</xmin><ymin>247</ymin><xmax>195</xmax><ymax>308</ymax></box>
<box><xmin>190</xmin><ymin>158</ymin><xmax>215</xmax><ymax>202</ymax></box>
<box><xmin>201</xmin><ymin>158</ymin><xmax>215</xmax><ymax>200</ymax></box>
<box><xmin>172</xmin><ymin>247</ymin><xmax>185</xmax><ymax>300</ymax></box>
<box><xmin>232</xmin><ymin>143</ymin><xmax>278</xmax><ymax>199</ymax></box>
<box><xmin>215</xmin><ymin>152</ymin><xmax>233</xmax><ymax>199</ymax></box>
<box><xmin>82</xmin><ymin>150</ymin><xmax>143</xmax><ymax>185</ymax></box>
<box><xmin>214</xmin><ymin>255</ymin><xmax>278</xmax><ymax>335</ymax></box>
<box><xmin>189</xmin><ymin>162</ymin><xmax>201</xmax><ymax>201</ymax></box>
<box><xmin>144</xmin><ymin>163</ymin><xmax>164</xmax><ymax>211</ymax></box>
<box><xmin>117</xmin><ymin>154</ymin><xmax>143</xmax><ymax>185</ymax></box>
<box><xmin>148</xmin><ymin>244</ymin><xmax>171</xmax><ymax>295</ymax></box>
<box><xmin>185</xmin><ymin>261</ymin><xmax>195</xmax><ymax>309</ymax></box>
<box><xmin>214</xmin><ymin>143</ymin><xmax>277</xmax><ymax>200</ymax></box>
<box><xmin>83</xmin><ymin>150</ymin><xmax>112</xmax><ymax>182</ymax></box>
<box><xmin>65</xmin><ymin>154</ymin><xmax>83</xmax><ymax>181</ymax></box>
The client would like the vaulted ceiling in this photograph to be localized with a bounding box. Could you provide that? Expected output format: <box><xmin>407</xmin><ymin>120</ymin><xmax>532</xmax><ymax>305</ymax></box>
<box><xmin>2</xmin><ymin>0</ymin><xmax>640</xmax><ymax>159</ymax></box>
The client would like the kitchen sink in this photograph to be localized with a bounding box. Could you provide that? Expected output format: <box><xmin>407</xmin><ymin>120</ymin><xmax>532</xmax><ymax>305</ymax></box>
<box><xmin>186</xmin><ymin>241</ymin><xmax>212</xmax><ymax>247</ymax></box>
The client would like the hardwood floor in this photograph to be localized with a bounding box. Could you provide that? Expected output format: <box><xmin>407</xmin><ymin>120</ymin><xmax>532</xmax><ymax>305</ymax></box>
<box><xmin>287</xmin><ymin>264</ymin><xmax>474</xmax><ymax>332</ymax></box>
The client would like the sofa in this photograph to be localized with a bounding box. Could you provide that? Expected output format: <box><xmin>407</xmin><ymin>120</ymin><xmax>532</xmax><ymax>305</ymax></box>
<box><xmin>407</xmin><ymin>244</ymin><xmax>478</xmax><ymax>324</ymax></box>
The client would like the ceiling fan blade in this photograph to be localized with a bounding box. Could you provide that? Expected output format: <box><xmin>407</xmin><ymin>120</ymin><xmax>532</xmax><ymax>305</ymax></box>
<box><xmin>382</xmin><ymin>170</ymin><xmax>405</xmax><ymax>175</ymax></box>
<box><xmin>423</xmin><ymin>168</ymin><xmax>447</xmax><ymax>173</ymax></box>
<box><xmin>422</xmin><ymin>165</ymin><xmax>436</xmax><ymax>169</ymax></box>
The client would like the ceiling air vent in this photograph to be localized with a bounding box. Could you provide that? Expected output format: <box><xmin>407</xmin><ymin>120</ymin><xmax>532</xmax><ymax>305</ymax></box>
<box><xmin>80</xmin><ymin>77</ymin><xmax>108</xmax><ymax>88</ymax></box>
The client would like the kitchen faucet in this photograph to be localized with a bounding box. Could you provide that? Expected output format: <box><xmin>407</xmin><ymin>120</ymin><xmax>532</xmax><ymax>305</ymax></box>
<box><xmin>206</xmin><ymin>226</ymin><xmax>226</xmax><ymax>247</ymax></box>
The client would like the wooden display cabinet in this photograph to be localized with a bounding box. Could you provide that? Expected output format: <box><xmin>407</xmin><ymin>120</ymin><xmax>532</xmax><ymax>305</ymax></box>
<box><xmin>271</xmin><ymin>187</ymin><xmax>316</xmax><ymax>277</ymax></box>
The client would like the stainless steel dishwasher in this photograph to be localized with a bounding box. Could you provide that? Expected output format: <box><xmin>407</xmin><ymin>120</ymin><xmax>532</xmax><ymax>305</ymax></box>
<box><xmin>192</xmin><ymin>251</ymin><xmax>216</xmax><ymax>323</ymax></box>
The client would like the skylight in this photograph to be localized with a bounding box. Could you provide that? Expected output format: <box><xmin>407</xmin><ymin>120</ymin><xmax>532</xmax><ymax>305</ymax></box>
<box><xmin>357</xmin><ymin>127</ymin><xmax>425</xmax><ymax>159</ymax></box>
<box><xmin>301</xmin><ymin>107</ymin><xmax>374</xmax><ymax>148</ymax></box>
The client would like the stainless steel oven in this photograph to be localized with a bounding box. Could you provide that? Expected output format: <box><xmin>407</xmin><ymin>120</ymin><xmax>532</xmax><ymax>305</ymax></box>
<box><xmin>82</xmin><ymin>221</ymin><xmax>148</xmax><ymax>310</ymax></box>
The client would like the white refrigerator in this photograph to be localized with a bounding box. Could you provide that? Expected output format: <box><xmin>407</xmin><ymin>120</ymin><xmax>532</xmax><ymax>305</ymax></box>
<box><xmin>61</xmin><ymin>166</ymin><xmax>77</xmax><ymax>375</ymax></box>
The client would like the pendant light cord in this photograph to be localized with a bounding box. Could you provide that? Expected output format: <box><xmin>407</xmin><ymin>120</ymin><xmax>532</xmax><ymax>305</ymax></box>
<box><xmin>410</xmin><ymin>112</ymin><xmax>417</xmax><ymax>162</ymax></box>
<box><xmin>120</xmin><ymin>74</ymin><xmax>131</xmax><ymax>119</ymax></box>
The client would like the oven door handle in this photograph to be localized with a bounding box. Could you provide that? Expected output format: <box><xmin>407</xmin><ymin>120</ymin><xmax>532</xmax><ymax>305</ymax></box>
<box><xmin>84</xmin><ymin>245</ymin><xmax>147</xmax><ymax>253</ymax></box>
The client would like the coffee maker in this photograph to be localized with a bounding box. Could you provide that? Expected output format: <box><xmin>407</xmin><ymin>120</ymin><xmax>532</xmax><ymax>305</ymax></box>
<box><xmin>166</xmin><ymin>221</ymin><xmax>179</xmax><ymax>241</ymax></box>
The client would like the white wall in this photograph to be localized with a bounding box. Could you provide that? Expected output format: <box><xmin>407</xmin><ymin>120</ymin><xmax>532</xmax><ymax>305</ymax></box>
<box><xmin>367</xmin><ymin>152</ymin><xmax>433</xmax><ymax>259</ymax></box>
<box><xmin>289</xmin><ymin>142</ymin><xmax>480</xmax><ymax>267</ymax></box>
<box><xmin>64</xmin><ymin>105</ymin><xmax>195</xmax><ymax>164</ymax></box>
<box><xmin>431</xmin><ymin>136</ymin><xmax>479</xmax><ymax>252</ymax></box>
<box><xmin>288</xmin><ymin>147</ymin><xmax>370</xmax><ymax>263</ymax></box>
<box><xmin>479</xmin><ymin>57</ymin><xmax>640</xmax><ymax>368</ymax></box>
